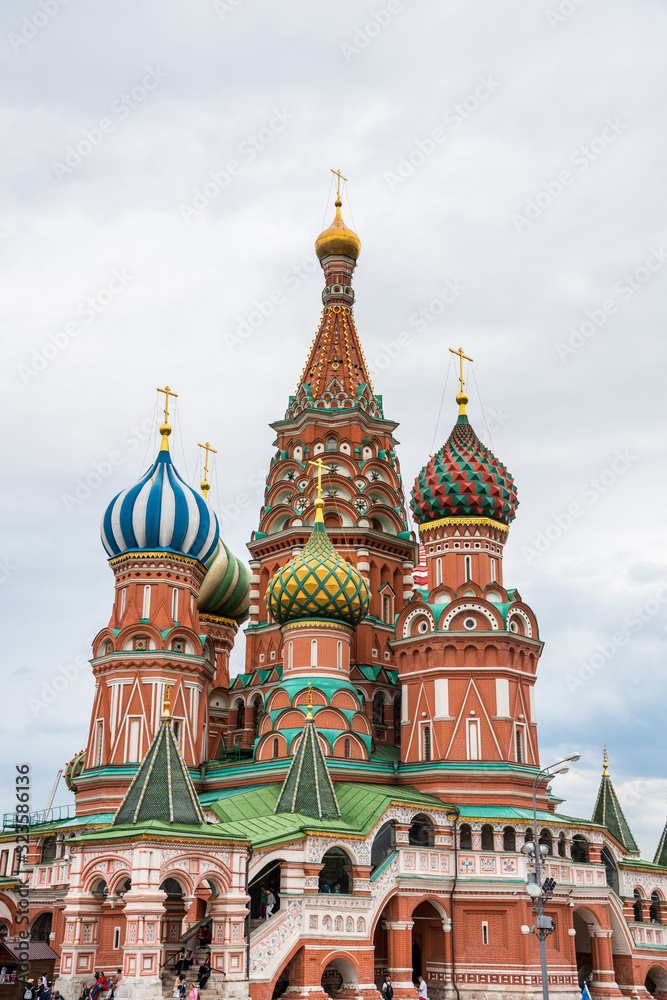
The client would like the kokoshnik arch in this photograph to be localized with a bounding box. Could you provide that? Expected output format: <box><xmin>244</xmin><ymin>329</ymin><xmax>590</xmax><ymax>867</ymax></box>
<box><xmin>2</xmin><ymin>181</ymin><xmax>667</xmax><ymax>1000</ymax></box>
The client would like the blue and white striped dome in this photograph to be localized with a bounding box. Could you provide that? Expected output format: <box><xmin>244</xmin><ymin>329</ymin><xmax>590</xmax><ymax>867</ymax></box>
<box><xmin>101</xmin><ymin>448</ymin><xmax>219</xmax><ymax>563</ymax></box>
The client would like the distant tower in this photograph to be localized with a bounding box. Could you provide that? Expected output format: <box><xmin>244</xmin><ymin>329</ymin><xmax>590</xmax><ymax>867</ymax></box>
<box><xmin>74</xmin><ymin>389</ymin><xmax>249</xmax><ymax>815</ymax></box>
<box><xmin>393</xmin><ymin>352</ymin><xmax>543</xmax><ymax>808</ymax></box>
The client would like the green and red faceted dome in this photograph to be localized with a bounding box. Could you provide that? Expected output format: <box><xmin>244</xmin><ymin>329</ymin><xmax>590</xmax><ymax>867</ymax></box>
<box><xmin>411</xmin><ymin>413</ymin><xmax>519</xmax><ymax>526</ymax></box>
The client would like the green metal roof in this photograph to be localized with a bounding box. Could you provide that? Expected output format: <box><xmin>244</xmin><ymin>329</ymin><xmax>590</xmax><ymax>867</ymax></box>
<box><xmin>654</xmin><ymin>821</ymin><xmax>667</xmax><ymax>868</ymax></box>
<box><xmin>592</xmin><ymin>774</ymin><xmax>640</xmax><ymax>856</ymax></box>
<box><xmin>114</xmin><ymin>717</ymin><xmax>205</xmax><ymax>826</ymax></box>
<box><xmin>275</xmin><ymin>720</ymin><xmax>340</xmax><ymax>820</ymax></box>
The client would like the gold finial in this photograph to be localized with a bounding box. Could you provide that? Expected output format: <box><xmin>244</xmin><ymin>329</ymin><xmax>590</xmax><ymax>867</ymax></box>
<box><xmin>448</xmin><ymin>347</ymin><xmax>473</xmax><ymax>416</ymax></box>
<box><xmin>330</xmin><ymin>168</ymin><xmax>348</xmax><ymax>205</ymax></box>
<box><xmin>157</xmin><ymin>385</ymin><xmax>179</xmax><ymax>451</ymax></box>
<box><xmin>198</xmin><ymin>441</ymin><xmax>217</xmax><ymax>501</ymax></box>
<box><xmin>603</xmin><ymin>745</ymin><xmax>609</xmax><ymax>777</ymax></box>
<box><xmin>307</xmin><ymin>457</ymin><xmax>329</xmax><ymax>522</ymax></box>
<box><xmin>162</xmin><ymin>680</ymin><xmax>171</xmax><ymax>719</ymax></box>
<box><xmin>306</xmin><ymin>682</ymin><xmax>313</xmax><ymax>721</ymax></box>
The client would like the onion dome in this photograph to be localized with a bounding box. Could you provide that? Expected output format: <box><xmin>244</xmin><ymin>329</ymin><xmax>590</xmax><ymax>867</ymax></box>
<box><xmin>101</xmin><ymin>442</ymin><xmax>219</xmax><ymax>563</ymax></box>
<box><xmin>315</xmin><ymin>200</ymin><xmax>361</xmax><ymax>261</ymax></box>
<box><xmin>198</xmin><ymin>538</ymin><xmax>251</xmax><ymax>623</ymax></box>
<box><xmin>411</xmin><ymin>413</ymin><xmax>519</xmax><ymax>526</ymax></box>
<box><xmin>266</xmin><ymin>499</ymin><xmax>369</xmax><ymax>626</ymax></box>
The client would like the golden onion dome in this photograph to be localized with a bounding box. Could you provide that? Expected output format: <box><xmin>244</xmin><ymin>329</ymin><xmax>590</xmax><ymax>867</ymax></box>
<box><xmin>266</xmin><ymin>499</ymin><xmax>369</xmax><ymax>627</ymax></box>
<box><xmin>315</xmin><ymin>200</ymin><xmax>361</xmax><ymax>261</ymax></box>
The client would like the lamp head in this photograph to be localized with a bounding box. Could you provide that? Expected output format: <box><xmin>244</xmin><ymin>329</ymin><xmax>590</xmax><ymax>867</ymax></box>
<box><xmin>565</xmin><ymin>752</ymin><xmax>581</xmax><ymax>762</ymax></box>
<box><xmin>521</xmin><ymin>841</ymin><xmax>536</xmax><ymax>857</ymax></box>
<box><xmin>526</xmin><ymin>883</ymin><xmax>542</xmax><ymax>898</ymax></box>
<box><xmin>555</xmin><ymin>765</ymin><xmax>569</xmax><ymax>775</ymax></box>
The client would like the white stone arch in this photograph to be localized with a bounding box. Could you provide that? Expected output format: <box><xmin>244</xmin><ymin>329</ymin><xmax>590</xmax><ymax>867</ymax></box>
<box><xmin>402</xmin><ymin>607</ymin><xmax>435</xmax><ymax>638</ymax></box>
<box><xmin>507</xmin><ymin>607</ymin><xmax>533</xmax><ymax>637</ymax></box>
<box><xmin>441</xmin><ymin>602</ymin><xmax>499</xmax><ymax>631</ymax></box>
<box><xmin>157</xmin><ymin>869</ymin><xmax>194</xmax><ymax>897</ymax></box>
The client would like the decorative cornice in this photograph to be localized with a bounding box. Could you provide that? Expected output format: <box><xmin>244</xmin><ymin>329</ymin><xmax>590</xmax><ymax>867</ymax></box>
<box><xmin>281</xmin><ymin>619</ymin><xmax>353</xmax><ymax>634</ymax></box>
<box><xmin>109</xmin><ymin>551</ymin><xmax>202</xmax><ymax>568</ymax></box>
<box><xmin>199</xmin><ymin>613</ymin><xmax>239</xmax><ymax>631</ymax></box>
<box><xmin>419</xmin><ymin>516</ymin><xmax>509</xmax><ymax>535</ymax></box>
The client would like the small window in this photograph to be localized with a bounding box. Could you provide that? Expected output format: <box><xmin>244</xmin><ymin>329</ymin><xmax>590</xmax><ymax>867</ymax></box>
<box><xmin>272</xmin><ymin>738</ymin><xmax>279</xmax><ymax>759</ymax></box>
<box><xmin>503</xmin><ymin>826</ymin><xmax>516</xmax><ymax>852</ymax></box>
<box><xmin>464</xmin><ymin>617</ymin><xmax>476</xmax><ymax>630</ymax></box>
<box><xmin>650</xmin><ymin>891</ymin><xmax>662</xmax><ymax>924</ymax></box>
<box><xmin>634</xmin><ymin>889</ymin><xmax>644</xmax><ymax>923</ymax></box>
<box><xmin>515</xmin><ymin>727</ymin><xmax>524</xmax><ymax>764</ymax></box>
<box><xmin>465</xmin><ymin>555</ymin><xmax>472</xmax><ymax>581</ymax></box>
<box><xmin>120</xmin><ymin>588</ymin><xmax>127</xmax><ymax>614</ymax></box>
<box><xmin>172</xmin><ymin>639</ymin><xmax>184</xmax><ymax>653</ymax></box>
<box><xmin>311</xmin><ymin>639</ymin><xmax>317</xmax><ymax>667</ymax></box>
<box><xmin>171</xmin><ymin>588</ymin><xmax>179</xmax><ymax>621</ymax></box>
<box><xmin>326</xmin><ymin>436</ymin><xmax>337</xmax><ymax>452</ymax></box>
<box><xmin>459</xmin><ymin>824</ymin><xmax>472</xmax><ymax>850</ymax></box>
<box><xmin>417</xmin><ymin>619</ymin><xmax>429</xmax><ymax>634</ymax></box>
<box><xmin>337</xmin><ymin>641</ymin><xmax>343</xmax><ymax>670</ymax></box>
<box><xmin>422</xmin><ymin>726</ymin><xmax>431</xmax><ymax>762</ymax></box>
<box><xmin>490</xmin><ymin>558</ymin><xmax>496</xmax><ymax>582</ymax></box>
<box><xmin>270</xmin><ymin>650</ymin><xmax>276</xmax><ymax>660</ymax></box>
<box><xmin>287</xmin><ymin>642</ymin><xmax>293</xmax><ymax>670</ymax></box>
<box><xmin>482</xmin><ymin>921</ymin><xmax>488</xmax><ymax>945</ymax></box>
<box><xmin>95</xmin><ymin>721</ymin><xmax>103</xmax><ymax>766</ymax></box>
<box><xmin>259</xmin><ymin>653</ymin><xmax>265</xmax><ymax>663</ymax></box>
<box><xmin>344</xmin><ymin>739</ymin><xmax>351</xmax><ymax>759</ymax></box>
<box><xmin>571</xmin><ymin>835</ymin><xmax>589</xmax><ymax>864</ymax></box>
<box><xmin>142</xmin><ymin>585</ymin><xmax>152</xmax><ymax>619</ymax></box>
<box><xmin>383</xmin><ymin>594</ymin><xmax>391</xmax><ymax>623</ymax></box>
<box><xmin>113</xmin><ymin>927</ymin><xmax>121</xmax><ymax>950</ymax></box>
<box><xmin>436</xmin><ymin>557</ymin><xmax>442</xmax><ymax>585</ymax></box>
<box><xmin>539</xmin><ymin>829</ymin><xmax>553</xmax><ymax>855</ymax></box>
<box><xmin>481</xmin><ymin>824</ymin><xmax>494</xmax><ymax>851</ymax></box>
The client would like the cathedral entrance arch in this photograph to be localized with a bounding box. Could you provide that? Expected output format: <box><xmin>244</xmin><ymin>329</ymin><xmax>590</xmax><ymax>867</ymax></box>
<box><xmin>30</xmin><ymin>912</ymin><xmax>52</xmax><ymax>942</ymax></box>
<box><xmin>645</xmin><ymin>965</ymin><xmax>667</xmax><ymax>996</ymax></box>
<box><xmin>160</xmin><ymin>877</ymin><xmax>188</xmax><ymax>946</ymax></box>
<box><xmin>249</xmin><ymin>858</ymin><xmax>283</xmax><ymax>920</ymax></box>
<box><xmin>321</xmin><ymin>956</ymin><xmax>359</xmax><ymax>997</ymax></box>
<box><xmin>411</xmin><ymin>901</ymin><xmax>447</xmax><ymax>993</ymax></box>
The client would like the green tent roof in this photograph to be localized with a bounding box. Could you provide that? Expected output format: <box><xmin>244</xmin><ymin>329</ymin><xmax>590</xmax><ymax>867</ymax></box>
<box><xmin>591</xmin><ymin>772</ymin><xmax>639</xmax><ymax>856</ymax></box>
<box><xmin>654</xmin><ymin>821</ymin><xmax>667</xmax><ymax>867</ymax></box>
<box><xmin>275</xmin><ymin>719</ymin><xmax>340</xmax><ymax>820</ymax></box>
<box><xmin>114</xmin><ymin>717</ymin><xmax>205</xmax><ymax>826</ymax></box>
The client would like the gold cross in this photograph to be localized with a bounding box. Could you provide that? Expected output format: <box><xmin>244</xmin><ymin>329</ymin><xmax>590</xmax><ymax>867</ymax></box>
<box><xmin>157</xmin><ymin>385</ymin><xmax>178</xmax><ymax>423</ymax></box>
<box><xmin>162</xmin><ymin>680</ymin><xmax>171</xmax><ymax>719</ymax></box>
<box><xmin>306</xmin><ymin>682</ymin><xmax>313</xmax><ymax>721</ymax></box>
<box><xmin>449</xmin><ymin>347</ymin><xmax>474</xmax><ymax>395</ymax></box>
<box><xmin>198</xmin><ymin>441</ymin><xmax>217</xmax><ymax>501</ymax></box>
<box><xmin>307</xmin><ymin>457</ymin><xmax>328</xmax><ymax>501</ymax></box>
<box><xmin>330</xmin><ymin>168</ymin><xmax>347</xmax><ymax>201</ymax></box>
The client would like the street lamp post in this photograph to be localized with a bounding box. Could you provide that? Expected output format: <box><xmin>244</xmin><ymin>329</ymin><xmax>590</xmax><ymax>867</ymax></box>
<box><xmin>521</xmin><ymin>754</ymin><xmax>581</xmax><ymax>1000</ymax></box>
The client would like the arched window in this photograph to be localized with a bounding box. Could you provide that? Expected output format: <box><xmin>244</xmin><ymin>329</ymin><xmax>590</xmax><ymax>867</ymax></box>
<box><xmin>337</xmin><ymin>641</ymin><xmax>342</xmax><ymax>670</ymax></box>
<box><xmin>120</xmin><ymin>588</ymin><xmax>126</xmax><ymax>614</ymax></box>
<box><xmin>571</xmin><ymin>835</ymin><xmax>589</xmax><ymax>864</ymax></box>
<box><xmin>601</xmin><ymin>846</ymin><xmax>618</xmax><ymax>893</ymax></box>
<box><xmin>459</xmin><ymin>824</ymin><xmax>473</xmax><ymax>850</ymax></box>
<box><xmin>287</xmin><ymin>642</ymin><xmax>293</xmax><ymax>670</ymax></box>
<box><xmin>142</xmin><ymin>585</ymin><xmax>151</xmax><ymax>619</ymax></box>
<box><xmin>650</xmin><ymin>892</ymin><xmax>662</xmax><ymax>924</ymax></box>
<box><xmin>371</xmin><ymin>821</ymin><xmax>395</xmax><ymax>871</ymax></box>
<box><xmin>409</xmin><ymin>814</ymin><xmax>434</xmax><ymax>847</ymax></box>
<box><xmin>95</xmin><ymin>720</ymin><xmax>104</xmax><ymax>766</ymax></box>
<box><xmin>344</xmin><ymin>739</ymin><xmax>351</xmax><ymax>759</ymax></box>
<box><xmin>539</xmin><ymin>829</ymin><xmax>553</xmax><ymax>855</ymax></box>
<box><xmin>393</xmin><ymin>695</ymin><xmax>401</xmax><ymax>747</ymax></box>
<box><xmin>318</xmin><ymin>848</ymin><xmax>352</xmax><ymax>894</ymax></box>
<box><xmin>373</xmin><ymin>692</ymin><xmax>384</xmax><ymax>725</ymax></box>
<box><xmin>235</xmin><ymin>700</ymin><xmax>245</xmax><ymax>731</ymax></box>
<box><xmin>515</xmin><ymin>727</ymin><xmax>524</xmax><ymax>763</ymax></box>
<box><xmin>465</xmin><ymin>555</ymin><xmax>472</xmax><ymax>582</ymax></box>
<box><xmin>311</xmin><ymin>639</ymin><xmax>317</xmax><ymax>667</ymax></box>
<box><xmin>383</xmin><ymin>594</ymin><xmax>392</xmax><ymax>623</ymax></box>
<box><xmin>171</xmin><ymin>588</ymin><xmax>179</xmax><ymax>622</ymax></box>
<box><xmin>490</xmin><ymin>558</ymin><xmax>496</xmax><ymax>582</ymax></box>
<box><xmin>558</xmin><ymin>833</ymin><xmax>567</xmax><ymax>858</ymax></box>
<box><xmin>326</xmin><ymin>436</ymin><xmax>336</xmax><ymax>452</ymax></box>
<box><xmin>40</xmin><ymin>837</ymin><xmax>57</xmax><ymax>863</ymax></box>
<box><xmin>252</xmin><ymin>697</ymin><xmax>262</xmax><ymax>737</ymax></box>
<box><xmin>481</xmin><ymin>824</ymin><xmax>494</xmax><ymax>851</ymax></box>
<box><xmin>272</xmin><ymin>738</ymin><xmax>279</xmax><ymax>759</ymax></box>
<box><xmin>436</xmin><ymin>557</ymin><xmax>442</xmax><ymax>585</ymax></box>
<box><xmin>422</xmin><ymin>726</ymin><xmax>431</xmax><ymax>762</ymax></box>
<box><xmin>30</xmin><ymin>913</ymin><xmax>52</xmax><ymax>942</ymax></box>
<box><xmin>503</xmin><ymin>826</ymin><xmax>516</xmax><ymax>852</ymax></box>
<box><xmin>634</xmin><ymin>889</ymin><xmax>644</xmax><ymax>923</ymax></box>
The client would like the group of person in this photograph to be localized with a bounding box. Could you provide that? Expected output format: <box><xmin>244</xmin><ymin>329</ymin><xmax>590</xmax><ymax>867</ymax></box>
<box><xmin>76</xmin><ymin>969</ymin><xmax>122</xmax><ymax>1000</ymax></box>
<box><xmin>380</xmin><ymin>975</ymin><xmax>427</xmax><ymax>1000</ymax></box>
<box><xmin>257</xmin><ymin>883</ymin><xmax>277</xmax><ymax>920</ymax></box>
<box><xmin>23</xmin><ymin>977</ymin><xmax>63</xmax><ymax>1000</ymax></box>
<box><xmin>172</xmin><ymin>947</ymin><xmax>212</xmax><ymax>990</ymax></box>
<box><xmin>319</xmin><ymin>883</ymin><xmax>343</xmax><ymax>894</ymax></box>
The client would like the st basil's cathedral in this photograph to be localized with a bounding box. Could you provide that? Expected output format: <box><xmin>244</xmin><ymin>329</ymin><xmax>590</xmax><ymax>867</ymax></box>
<box><xmin>1</xmin><ymin>186</ymin><xmax>667</xmax><ymax>1000</ymax></box>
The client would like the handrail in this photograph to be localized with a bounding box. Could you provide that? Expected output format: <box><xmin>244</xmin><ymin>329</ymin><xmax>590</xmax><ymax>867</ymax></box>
<box><xmin>369</xmin><ymin>850</ymin><xmax>398</xmax><ymax>883</ymax></box>
<box><xmin>3</xmin><ymin>804</ymin><xmax>76</xmax><ymax>830</ymax></box>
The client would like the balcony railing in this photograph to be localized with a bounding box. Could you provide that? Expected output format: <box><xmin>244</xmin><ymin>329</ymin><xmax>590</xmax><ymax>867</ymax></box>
<box><xmin>2</xmin><ymin>803</ymin><xmax>76</xmax><ymax>830</ymax></box>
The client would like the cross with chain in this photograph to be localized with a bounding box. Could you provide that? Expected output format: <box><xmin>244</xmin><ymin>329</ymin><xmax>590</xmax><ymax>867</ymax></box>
<box><xmin>330</xmin><ymin>168</ymin><xmax>347</xmax><ymax>201</ymax></box>
<box><xmin>448</xmin><ymin>347</ymin><xmax>474</xmax><ymax>395</ymax></box>
<box><xmin>198</xmin><ymin>441</ymin><xmax>217</xmax><ymax>501</ymax></box>
<box><xmin>307</xmin><ymin>457</ymin><xmax>329</xmax><ymax>501</ymax></box>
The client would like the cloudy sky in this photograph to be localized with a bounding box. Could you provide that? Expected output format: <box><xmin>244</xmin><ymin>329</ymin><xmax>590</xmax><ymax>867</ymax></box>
<box><xmin>2</xmin><ymin>0</ymin><xmax>666</xmax><ymax>856</ymax></box>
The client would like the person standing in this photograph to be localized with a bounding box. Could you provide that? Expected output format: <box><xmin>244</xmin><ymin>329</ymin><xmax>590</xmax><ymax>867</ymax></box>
<box><xmin>382</xmin><ymin>977</ymin><xmax>393</xmax><ymax>1000</ymax></box>
<box><xmin>265</xmin><ymin>889</ymin><xmax>276</xmax><ymax>920</ymax></box>
<box><xmin>418</xmin><ymin>975</ymin><xmax>427</xmax><ymax>1000</ymax></box>
<box><xmin>259</xmin><ymin>883</ymin><xmax>267</xmax><ymax>919</ymax></box>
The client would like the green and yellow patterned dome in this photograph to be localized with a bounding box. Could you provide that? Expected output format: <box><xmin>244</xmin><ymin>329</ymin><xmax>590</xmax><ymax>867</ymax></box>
<box><xmin>266</xmin><ymin>499</ymin><xmax>369</xmax><ymax>627</ymax></box>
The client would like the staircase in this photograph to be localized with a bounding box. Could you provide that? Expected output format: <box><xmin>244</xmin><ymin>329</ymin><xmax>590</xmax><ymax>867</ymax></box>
<box><xmin>161</xmin><ymin>946</ymin><xmax>222</xmax><ymax>999</ymax></box>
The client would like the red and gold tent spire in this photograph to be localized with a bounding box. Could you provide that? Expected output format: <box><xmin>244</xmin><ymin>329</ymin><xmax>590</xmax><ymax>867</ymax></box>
<box><xmin>285</xmin><ymin>170</ymin><xmax>382</xmax><ymax>420</ymax></box>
